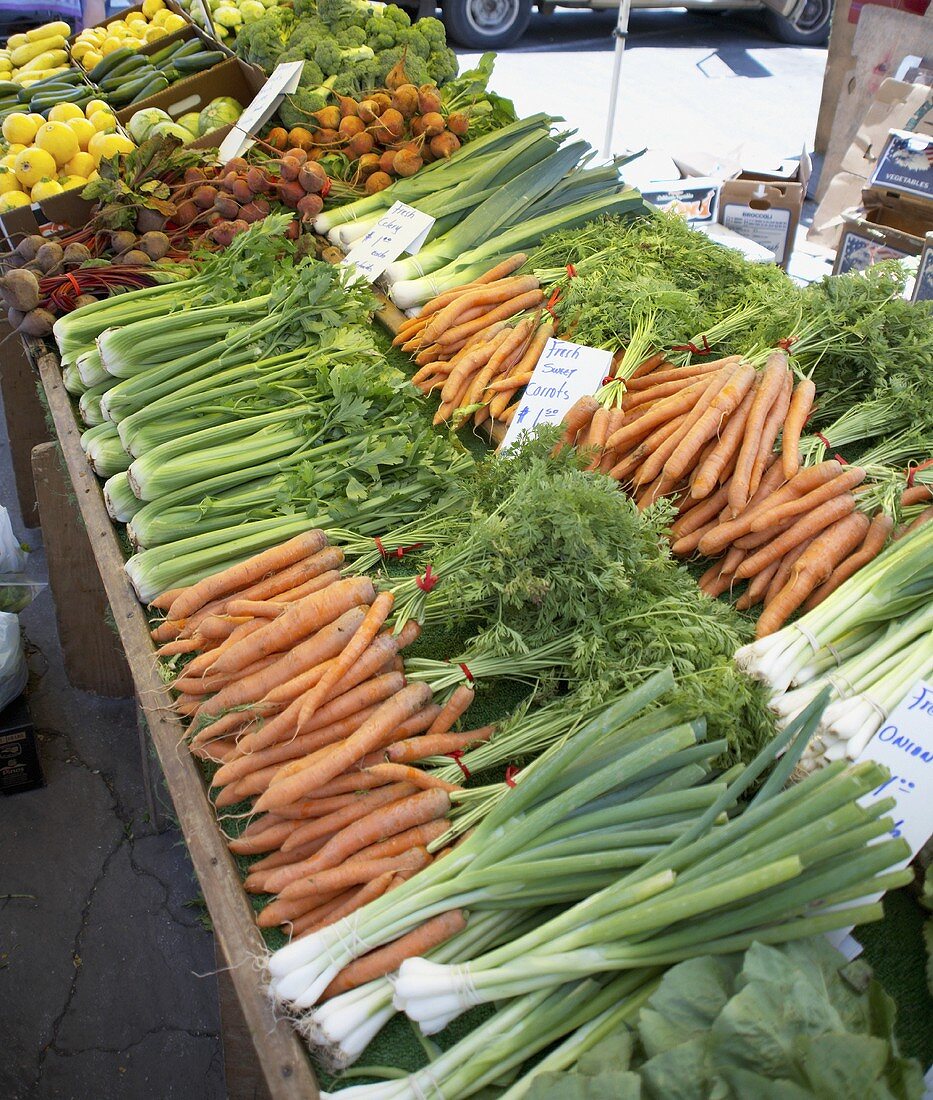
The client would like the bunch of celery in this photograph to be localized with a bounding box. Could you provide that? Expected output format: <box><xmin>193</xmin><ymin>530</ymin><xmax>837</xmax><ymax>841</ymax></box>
<box><xmin>738</xmin><ymin>520</ymin><xmax>933</xmax><ymax>769</ymax></box>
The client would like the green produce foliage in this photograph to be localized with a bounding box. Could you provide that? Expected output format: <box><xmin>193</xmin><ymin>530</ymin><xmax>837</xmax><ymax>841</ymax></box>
<box><xmin>441</xmin><ymin>53</ymin><xmax>519</xmax><ymax>140</ymax></box>
<box><xmin>397</xmin><ymin>433</ymin><xmax>772</xmax><ymax>762</ymax></box>
<box><xmin>525</xmin><ymin>939</ymin><xmax>925</xmax><ymax>1100</ymax></box>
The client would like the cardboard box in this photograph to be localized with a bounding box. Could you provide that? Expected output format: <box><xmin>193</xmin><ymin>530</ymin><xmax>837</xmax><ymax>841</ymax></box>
<box><xmin>832</xmin><ymin>192</ymin><xmax>931</xmax><ymax>275</ymax></box>
<box><xmin>0</xmin><ymin>696</ymin><xmax>44</xmax><ymax>796</ymax></box>
<box><xmin>115</xmin><ymin>57</ymin><xmax>266</xmax><ymax>151</ymax></box>
<box><xmin>869</xmin><ymin>129</ymin><xmax>933</xmax><ymax>202</ymax></box>
<box><xmin>810</xmin><ymin>79</ymin><xmax>933</xmax><ymax>249</ymax></box>
<box><xmin>68</xmin><ymin>0</ymin><xmax>191</xmax><ymax>48</ymax></box>
<box><xmin>717</xmin><ymin>179</ymin><xmax>804</xmax><ymax>268</ymax></box>
<box><xmin>0</xmin><ymin>190</ymin><xmax>95</xmax><ymax>250</ymax></box>
<box><xmin>912</xmin><ymin>231</ymin><xmax>933</xmax><ymax>301</ymax></box>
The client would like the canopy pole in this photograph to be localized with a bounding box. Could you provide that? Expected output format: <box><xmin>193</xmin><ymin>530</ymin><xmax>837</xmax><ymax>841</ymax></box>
<box><xmin>602</xmin><ymin>0</ymin><xmax>633</xmax><ymax>159</ymax></box>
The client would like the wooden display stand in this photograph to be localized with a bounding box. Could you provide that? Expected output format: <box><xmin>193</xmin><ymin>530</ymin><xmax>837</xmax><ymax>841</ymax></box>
<box><xmin>0</xmin><ymin>321</ymin><xmax>50</xmax><ymax>525</ymax></box>
<box><xmin>32</xmin><ymin>348</ymin><xmax>320</xmax><ymax>1100</ymax></box>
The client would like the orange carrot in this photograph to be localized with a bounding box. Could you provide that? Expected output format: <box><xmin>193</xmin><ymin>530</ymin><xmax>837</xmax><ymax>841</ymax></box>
<box><xmin>182</xmin><ymin>619</ymin><xmax>266</xmax><ymax>680</ymax></box>
<box><xmin>749</xmin><ymin>467</ymin><xmax>866</xmax><ymax>532</ymax></box>
<box><xmin>663</xmin><ymin>363</ymin><xmax>758</xmax><ymax>486</ymax></box>
<box><xmin>228</xmin><ymin>820</ymin><xmax>296</xmax><ymax>856</ymax></box>
<box><xmin>165</xmin><ymin>530</ymin><xmax>328</xmax><ymax>623</ymax></box>
<box><xmin>320</xmin><ymin>911</ymin><xmax>467</xmax><ymax>1000</ymax></box>
<box><xmin>150</xmin><ymin>586</ymin><xmax>185</xmax><ymax>611</ymax></box>
<box><xmin>698</xmin><ymin>558</ymin><xmax>741</xmax><ymax>598</ymax></box>
<box><xmin>689</xmin><ymin>386</ymin><xmax>757</xmax><ymax>500</ymax></box>
<box><xmin>734</xmin><ymin>557</ymin><xmax>781</xmax><ymax>610</ymax></box>
<box><xmin>735</xmin><ymin>493</ymin><xmax>858</xmax><ymax>581</ymax></box>
<box><xmin>902</xmin><ymin>484</ymin><xmax>933</xmax><ymax>507</ymax></box>
<box><xmin>224</xmin><ymin>599</ymin><xmax>286</xmax><ymax>619</ymax></box>
<box><xmin>292</xmin><ymin>872</ymin><xmax>396</xmax><ymax>938</ymax></box>
<box><xmin>197</xmin><ymin>615</ymin><xmax>251</xmax><ymax>640</ymax></box>
<box><xmin>604</xmin><ymin>378</ymin><xmax>712</xmax><ymax>454</ymax></box>
<box><xmin>553</xmin><ymin>394</ymin><xmax>600</xmax><ymax>455</ymax></box>
<box><xmin>802</xmin><ymin>512</ymin><xmax>892</xmax><ymax>610</ymax></box>
<box><xmin>781</xmin><ymin>378</ymin><xmax>816</xmax><ymax>480</ymax></box>
<box><xmin>747</xmin><ymin>370</ymin><xmax>793</xmax><ymax>500</ymax></box>
<box><xmin>207</xmin><ymin>577</ymin><xmax>375</xmax><ymax>677</ymax></box>
<box><xmin>385</xmin><ymin>725</ymin><xmax>494</xmax><ymax>764</ymax></box>
<box><xmin>439</xmin><ymin>329</ymin><xmax>508</xmax><ymax>403</ymax></box>
<box><xmin>342</xmin><ymin>820</ymin><xmax>450</xmax><ymax>866</ymax></box>
<box><xmin>261</xmin><ymin>850</ymin><xmax>430</xmax><ymax>923</ymax></box>
<box><xmin>198</xmin><ymin>605</ymin><xmax>368</xmax><ymax>719</ymax></box>
<box><xmin>279</xmin><ymin>782</ymin><xmax>418</xmax><ymax>853</ymax></box>
<box><xmin>424</xmin><ymin>275</ymin><xmax>539</xmax><ymax>343</ymax></box>
<box><xmin>670</xmin><ymin>481</ymin><xmax>732</xmax><ymax>540</ymax></box>
<box><xmin>463</xmin><ymin>316</ymin><xmax>536</xmax><ymax>409</ymax></box>
<box><xmin>755</xmin><ymin>511</ymin><xmax>871</xmax><ymax>637</ymax></box>
<box><xmin>425</xmin><ymin>684</ymin><xmax>475</xmax><ymax>738</ymax></box>
<box><xmin>363</xmin><ymin>763</ymin><xmax>462</xmax><ymax>794</ymax></box>
<box><xmin>289</xmin><ymin>888</ymin><xmax>366</xmax><ymax>936</ymax></box>
<box><xmin>261</xmin><ymin>787</ymin><xmax>449</xmax><ymax>893</ymax></box>
<box><xmin>624</xmin><ymin>356</ymin><xmax>740</xmax><ymax>392</ymax></box>
<box><xmin>728</xmin><ymin>355</ymin><xmax>788</xmax><ymax>515</ymax></box>
<box><xmin>253</xmin><ymin>684</ymin><xmax>435</xmax><ymax>811</ymax></box>
<box><xmin>157</xmin><ymin>637</ymin><xmax>203</xmax><ymax>657</ymax></box>
<box><xmin>296</xmin><ymin>592</ymin><xmax>395</xmax><ymax>729</ymax></box>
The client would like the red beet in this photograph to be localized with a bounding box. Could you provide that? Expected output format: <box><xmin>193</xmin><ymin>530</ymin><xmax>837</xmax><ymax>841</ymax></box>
<box><xmin>297</xmin><ymin>193</ymin><xmax>324</xmax><ymax>220</ymax></box>
<box><xmin>277</xmin><ymin>180</ymin><xmax>305</xmax><ymax>208</ymax></box>
<box><xmin>192</xmin><ymin>185</ymin><xmax>218</xmax><ymax>210</ymax></box>
<box><xmin>298</xmin><ymin>161</ymin><xmax>328</xmax><ymax>194</ymax></box>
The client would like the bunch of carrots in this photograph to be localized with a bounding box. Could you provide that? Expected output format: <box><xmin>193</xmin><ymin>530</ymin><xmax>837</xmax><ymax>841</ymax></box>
<box><xmin>392</xmin><ymin>254</ymin><xmax>553</xmax><ymax>430</ymax></box>
<box><xmin>151</xmin><ymin>529</ymin><xmax>491</xmax><ymax>979</ymax></box>
<box><xmin>554</xmin><ymin>350</ymin><xmax>932</xmax><ymax>637</ymax></box>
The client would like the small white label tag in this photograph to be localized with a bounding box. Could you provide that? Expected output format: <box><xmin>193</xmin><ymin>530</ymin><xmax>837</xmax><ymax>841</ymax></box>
<box><xmin>218</xmin><ymin>61</ymin><xmax>304</xmax><ymax>162</ymax></box>
<box><xmin>341</xmin><ymin>201</ymin><xmax>435</xmax><ymax>284</ymax></box>
<box><xmin>826</xmin><ymin>679</ymin><xmax>933</xmax><ymax>956</ymax></box>
<box><xmin>499</xmin><ymin>337</ymin><xmax>611</xmax><ymax>452</ymax></box>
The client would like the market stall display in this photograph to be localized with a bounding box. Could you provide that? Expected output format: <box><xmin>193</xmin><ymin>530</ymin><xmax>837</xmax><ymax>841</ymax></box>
<box><xmin>3</xmin><ymin>0</ymin><xmax>932</xmax><ymax>1095</ymax></box>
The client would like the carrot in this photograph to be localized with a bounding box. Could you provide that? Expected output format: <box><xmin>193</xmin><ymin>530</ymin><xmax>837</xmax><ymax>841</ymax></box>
<box><xmin>474</xmin><ymin>254</ymin><xmax>528</xmax><ymax>284</ymax></box>
<box><xmin>157</xmin><ymin>638</ymin><xmax>203</xmax><ymax>657</ymax></box>
<box><xmin>253</xmin><ymin>684</ymin><xmax>434</xmax><ymax>811</ymax></box>
<box><xmin>749</xmin><ymin>467</ymin><xmax>867</xmax><ymax>532</ymax></box>
<box><xmin>320</xmin><ymin>911</ymin><xmax>467</xmax><ymax>1001</ymax></box>
<box><xmin>764</xmin><ymin>536</ymin><xmax>815</xmax><ymax>608</ymax></box>
<box><xmin>670</xmin><ymin>482</ymin><xmax>733</xmax><ymax>540</ymax></box>
<box><xmin>165</xmin><ymin>530</ymin><xmax>328</xmax><ymax>623</ymax></box>
<box><xmin>635</xmin><ymin>367</ymin><xmax>736</xmax><ymax>487</ymax></box>
<box><xmin>802</xmin><ymin>512</ymin><xmax>893</xmax><ymax>610</ymax></box>
<box><xmin>608</xmin><ymin>414</ymin><xmax>687</xmax><ymax>484</ymax></box>
<box><xmin>261</xmin><ymin>787</ymin><xmax>449</xmax><ymax>893</ymax></box>
<box><xmin>605</xmin><ymin>378</ymin><xmax>712</xmax><ymax>454</ymax></box>
<box><xmin>182</xmin><ymin>618</ymin><xmax>267</xmax><ymax>681</ymax></box>
<box><xmin>245</xmin><ymin>835</ymin><xmax>335</xmax><ymax>881</ymax></box>
<box><xmin>206</xmin><ymin>577</ymin><xmax>376</xmax><ymax>678</ymax></box>
<box><xmin>698</xmin><ymin>558</ymin><xmax>741</xmax><ymax>598</ymax></box>
<box><xmin>440</xmin><ymin>328</ymin><xmax>509</xmax><ymax>403</ymax></box>
<box><xmin>424</xmin><ymin>275</ymin><xmax>539</xmax><ymax>343</ymax></box>
<box><xmin>224</xmin><ymin>599</ymin><xmax>286</xmax><ymax>619</ymax></box>
<box><xmin>696</xmin><ymin>460</ymin><xmax>838</xmax><ymax>558</ymax></box>
<box><xmin>234</xmin><ymin>669</ymin><xmax>408</xmax><ymax>759</ymax></box>
<box><xmin>734</xmin><ymin>493</ymin><xmax>858</xmax><ymax>581</ymax></box>
<box><xmin>902</xmin><ymin>484</ymin><xmax>933</xmax><ymax>507</ymax></box>
<box><xmin>364</xmin><ymin>763</ymin><xmax>461</xmax><ymax>794</ymax></box>
<box><xmin>754</xmin><ymin>511</ymin><xmax>871</xmax><ymax>637</ymax></box>
<box><xmin>625</xmin><ymin>352</ymin><xmax>667</xmax><ymax>382</ymax></box>
<box><xmin>150</xmin><ymin>586</ymin><xmax>185</xmax><ymax>611</ymax></box>
<box><xmin>553</xmin><ymin>395</ymin><xmax>600</xmax><ymax>455</ymax></box>
<box><xmin>504</xmin><ymin>319</ymin><xmax>552</xmax><ymax>388</ymax></box>
<box><xmin>903</xmin><ymin>505</ymin><xmax>933</xmax><ymax>534</ymax></box>
<box><xmin>463</xmin><ymin>316</ymin><xmax>536</xmax><ymax>409</ymax></box>
<box><xmin>662</xmin><ymin>363</ymin><xmax>758</xmax><ymax>486</ymax></box>
<box><xmin>262</xmin><ymin>850</ymin><xmax>430</xmax><ymax>922</ymax></box>
<box><xmin>733</xmin><ymin>517</ymin><xmax>796</xmax><ymax>552</ymax></box>
<box><xmin>295</xmin><ymin>592</ymin><xmax>395</xmax><ymax>730</ymax></box>
<box><xmin>622</xmin><ymin>372</ymin><xmax>715</xmax><ymax>411</ymax></box>
<box><xmin>197</xmin><ymin>615</ymin><xmax>251</xmax><ymax>640</ymax></box>
<box><xmin>425</xmin><ymin>684</ymin><xmax>475</xmax><ymax>738</ymax></box>
<box><xmin>228</xmin><ymin>820</ymin><xmax>296</xmax><ymax>856</ymax></box>
<box><xmin>690</xmin><ymin>385</ymin><xmax>756</xmax><ymax>500</ymax></box>
<box><xmin>747</xmin><ymin>370</ymin><xmax>793</xmax><ymax>500</ymax></box>
<box><xmin>728</xmin><ymin>355</ymin><xmax>788</xmax><ymax>515</ymax></box>
<box><xmin>385</xmin><ymin>725</ymin><xmax>494</xmax><ymax>764</ymax></box>
<box><xmin>280</xmin><ymin>782</ymin><xmax>418</xmax><ymax>853</ymax></box>
<box><xmin>289</xmin><ymin>888</ymin><xmax>367</xmax><ymax>936</ymax></box>
<box><xmin>292</xmin><ymin>872</ymin><xmax>396</xmax><ymax>938</ymax></box>
<box><xmin>438</xmin><ymin>289</ymin><xmax>546</xmax><ymax>349</ymax></box>
<box><xmin>199</xmin><ymin>605</ymin><xmax>368</xmax><ymax>719</ymax></box>
<box><xmin>624</xmin><ymin>356</ymin><xmax>740</xmax><ymax>392</ymax></box>
<box><xmin>734</xmin><ymin>557</ymin><xmax>781</xmax><ymax>610</ymax></box>
<box><xmin>781</xmin><ymin>378</ymin><xmax>816</xmax><ymax>480</ymax></box>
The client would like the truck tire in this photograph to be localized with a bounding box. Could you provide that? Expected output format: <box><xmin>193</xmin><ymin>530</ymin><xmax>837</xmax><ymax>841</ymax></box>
<box><xmin>442</xmin><ymin>0</ymin><xmax>533</xmax><ymax>48</ymax></box>
<box><xmin>763</xmin><ymin>0</ymin><xmax>832</xmax><ymax>45</ymax></box>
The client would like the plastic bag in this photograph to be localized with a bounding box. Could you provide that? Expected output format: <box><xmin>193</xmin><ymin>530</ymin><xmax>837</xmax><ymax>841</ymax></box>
<box><xmin>0</xmin><ymin>506</ymin><xmax>44</xmax><ymax>612</ymax></box>
<box><xmin>0</xmin><ymin>506</ymin><xmax>27</xmax><ymax>574</ymax></box>
<box><xmin>0</xmin><ymin>611</ymin><xmax>27</xmax><ymax>711</ymax></box>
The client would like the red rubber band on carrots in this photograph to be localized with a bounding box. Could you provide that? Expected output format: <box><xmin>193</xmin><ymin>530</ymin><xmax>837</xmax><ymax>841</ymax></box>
<box><xmin>504</xmin><ymin>765</ymin><xmax>520</xmax><ymax>787</ymax></box>
<box><xmin>544</xmin><ymin>287</ymin><xmax>561</xmax><ymax>322</ymax></box>
<box><xmin>374</xmin><ymin>536</ymin><xmax>387</xmax><ymax>558</ymax></box>
<box><xmin>906</xmin><ymin>457</ymin><xmax>933</xmax><ymax>488</ymax></box>
<box><xmin>321</xmin><ymin>177</ymin><xmax>331</xmax><ymax>198</ymax></box>
<box><xmin>778</xmin><ymin>336</ymin><xmax>796</xmax><ymax>352</ymax></box>
<box><xmin>374</xmin><ymin>539</ymin><xmax>424</xmax><ymax>560</ymax></box>
<box><xmin>816</xmin><ymin>433</ymin><xmax>847</xmax><ymax>466</ymax></box>
<box><xmin>671</xmin><ymin>335</ymin><xmax>712</xmax><ymax>356</ymax></box>
<box><xmin>448</xmin><ymin>750</ymin><xmax>471</xmax><ymax>780</ymax></box>
<box><xmin>415</xmin><ymin>564</ymin><xmax>438</xmax><ymax>592</ymax></box>
<box><xmin>458</xmin><ymin>663</ymin><xmax>474</xmax><ymax>684</ymax></box>
<box><xmin>566</xmin><ymin>263</ymin><xmax>577</xmax><ymax>278</ymax></box>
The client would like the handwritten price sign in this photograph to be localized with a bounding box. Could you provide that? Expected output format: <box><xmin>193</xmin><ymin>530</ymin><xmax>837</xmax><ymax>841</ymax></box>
<box><xmin>341</xmin><ymin>201</ymin><xmax>435</xmax><ymax>285</ymax></box>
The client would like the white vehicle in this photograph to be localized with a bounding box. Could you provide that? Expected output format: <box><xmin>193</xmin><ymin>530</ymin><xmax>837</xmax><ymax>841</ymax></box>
<box><xmin>432</xmin><ymin>0</ymin><xmax>831</xmax><ymax>51</ymax></box>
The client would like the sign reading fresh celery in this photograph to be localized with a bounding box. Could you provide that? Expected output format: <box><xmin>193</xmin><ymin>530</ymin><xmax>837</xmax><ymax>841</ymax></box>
<box><xmin>499</xmin><ymin>337</ymin><xmax>611</xmax><ymax>452</ymax></box>
<box><xmin>342</xmin><ymin>202</ymin><xmax>435</xmax><ymax>285</ymax></box>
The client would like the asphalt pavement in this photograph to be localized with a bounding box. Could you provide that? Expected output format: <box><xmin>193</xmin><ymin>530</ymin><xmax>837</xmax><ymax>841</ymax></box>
<box><xmin>460</xmin><ymin>8</ymin><xmax>826</xmax><ymax>175</ymax></box>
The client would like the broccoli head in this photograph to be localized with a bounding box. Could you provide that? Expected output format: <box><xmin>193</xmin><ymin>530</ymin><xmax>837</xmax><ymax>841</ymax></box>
<box><xmin>415</xmin><ymin>16</ymin><xmax>448</xmax><ymax>53</ymax></box>
<box><xmin>427</xmin><ymin>46</ymin><xmax>458</xmax><ymax>85</ymax></box>
<box><xmin>314</xmin><ymin>38</ymin><xmax>375</xmax><ymax>75</ymax></box>
<box><xmin>233</xmin><ymin>9</ymin><xmax>295</xmax><ymax>71</ymax></box>
<box><xmin>337</xmin><ymin>25</ymin><xmax>367</xmax><ymax>47</ymax></box>
<box><xmin>277</xmin><ymin>86</ymin><xmax>330</xmax><ymax>130</ymax></box>
<box><xmin>318</xmin><ymin>0</ymin><xmax>370</xmax><ymax>31</ymax></box>
<box><xmin>398</xmin><ymin>26</ymin><xmax>431</xmax><ymax>60</ymax></box>
<box><xmin>284</xmin><ymin>17</ymin><xmax>328</xmax><ymax>55</ymax></box>
<box><xmin>330</xmin><ymin>59</ymin><xmax>382</xmax><ymax>100</ymax></box>
<box><xmin>297</xmin><ymin>58</ymin><xmax>325</xmax><ymax>87</ymax></box>
<box><xmin>383</xmin><ymin>4</ymin><xmax>411</xmax><ymax>28</ymax></box>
